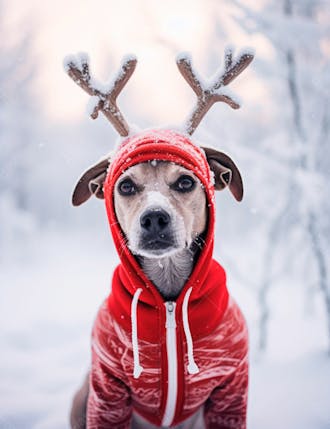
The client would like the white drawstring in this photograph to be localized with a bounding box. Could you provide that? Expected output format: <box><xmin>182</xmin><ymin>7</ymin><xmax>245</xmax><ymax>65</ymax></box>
<box><xmin>182</xmin><ymin>287</ymin><xmax>199</xmax><ymax>374</ymax></box>
<box><xmin>131</xmin><ymin>286</ymin><xmax>198</xmax><ymax>379</ymax></box>
<box><xmin>131</xmin><ymin>288</ymin><xmax>143</xmax><ymax>379</ymax></box>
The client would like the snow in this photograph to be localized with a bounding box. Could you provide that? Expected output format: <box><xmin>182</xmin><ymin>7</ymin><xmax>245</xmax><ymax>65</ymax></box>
<box><xmin>0</xmin><ymin>229</ymin><xmax>115</xmax><ymax>429</ymax></box>
<box><xmin>121</xmin><ymin>53</ymin><xmax>138</xmax><ymax>65</ymax></box>
<box><xmin>176</xmin><ymin>51</ymin><xmax>192</xmax><ymax>64</ymax></box>
<box><xmin>86</xmin><ymin>95</ymin><xmax>100</xmax><ymax>116</ymax></box>
<box><xmin>213</xmin><ymin>86</ymin><xmax>242</xmax><ymax>107</ymax></box>
<box><xmin>238</xmin><ymin>46</ymin><xmax>256</xmax><ymax>58</ymax></box>
<box><xmin>177</xmin><ymin>47</ymin><xmax>254</xmax><ymax>136</ymax></box>
<box><xmin>248</xmin><ymin>352</ymin><xmax>330</xmax><ymax>429</ymax></box>
<box><xmin>1</xmin><ymin>226</ymin><xmax>329</xmax><ymax>429</ymax></box>
<box><xmin>89</xmin><ymin>55</ymin><xmax>136</xmax><ymax>95</ymax></box>
<box><xmin>63</xmin><ymin>52</ymin><xmax>89</xmax><ymax>73</ymax></box>
<box><xmin>2</xmin><ymin>1</ymin><xmax>330</xmax><ymax>428</ymax></box>
<box><xmin>176</xmin><ymin>52</ymin><xmax>210</xmax><ymax>93</ymax></box>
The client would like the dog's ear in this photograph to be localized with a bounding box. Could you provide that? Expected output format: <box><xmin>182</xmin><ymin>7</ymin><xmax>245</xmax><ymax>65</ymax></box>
<box><xmin>202</xmin><ymin>147</ymin><xmax>244</xmax><ymax>201</ymax></box>
<box><xmin>72</xmin><ymin>157</ymin><xmax>110</xmax><ymax>206</ymax></box>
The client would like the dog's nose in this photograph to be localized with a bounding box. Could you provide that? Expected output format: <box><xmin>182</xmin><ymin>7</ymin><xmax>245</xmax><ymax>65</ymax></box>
<box><xmin>140</xmin><ymin>209</ymin><xmax>170</xmax><ymax>234</ymax></box>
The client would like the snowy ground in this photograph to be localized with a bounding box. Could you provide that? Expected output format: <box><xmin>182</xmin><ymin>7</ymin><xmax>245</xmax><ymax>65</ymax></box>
<box><xmin>0</xmin><ymin>227</ymin><xmax>329</xmax><ymax>429</ymax></box>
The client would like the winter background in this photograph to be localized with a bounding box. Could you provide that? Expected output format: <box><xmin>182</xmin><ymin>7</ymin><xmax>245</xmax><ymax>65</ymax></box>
<box><xmin>1</xmin><ymin>0</ymin><xmax>330</xmax><ymax>428</ymax></box>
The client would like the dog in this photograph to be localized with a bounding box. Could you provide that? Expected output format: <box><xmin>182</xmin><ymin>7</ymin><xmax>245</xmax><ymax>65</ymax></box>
<box><xmin>66</xmin><ymin>50</ymin><xmax>253</xmax><ymax>429</ymax></box>
<box><xmin>69</xmin><ymin>130</ymin><xmax>248</xmax><ymax>429</ymax></box>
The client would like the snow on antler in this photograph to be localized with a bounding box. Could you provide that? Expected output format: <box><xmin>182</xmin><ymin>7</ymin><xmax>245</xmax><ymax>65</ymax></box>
<box><xmin>64</xmin><ymin>53</ymin><xmax>137</xmax><ymax>137</ymax></box>
<box><xmin>177</xmin><ymin>47</ymin><xmax>254</xmax><ymax>135</ymax></box>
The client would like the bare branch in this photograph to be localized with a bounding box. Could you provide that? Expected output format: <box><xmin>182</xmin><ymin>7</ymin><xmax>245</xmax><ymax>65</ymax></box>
<box><xmin>65</xmin><ymin>55</ymin><xmax>137</xmax><ymax>136</ymax></box>
<box><xmin>176</xmin><ymin>56</ymin><xmax>204</xmax><ymax>97</ymax></box>
<box><xmin>219</xmin><ymin>50</ymin><xmax>254</xmax><ymax>88</ymax></box>
<box><xmin>224</xmin><ymin>48</ymin><xmax>233</xmax><ymax>71</ymax></box>
<box><xmin>176</xmin><ymin>49</ymin><xmax>254</xmax><ymax>135</ymax></box>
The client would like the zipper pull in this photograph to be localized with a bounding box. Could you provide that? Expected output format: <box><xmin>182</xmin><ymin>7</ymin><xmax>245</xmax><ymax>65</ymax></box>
<box><xmin>165</xmin><ymin>301</ymin><xmax>177</xmax><ymax>329</ymax></box>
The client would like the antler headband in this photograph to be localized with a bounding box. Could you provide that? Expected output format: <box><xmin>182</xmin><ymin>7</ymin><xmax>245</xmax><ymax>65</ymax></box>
<box><xmin>64</xmin><ymin>48</ymin><xmax>254</xmax><ymax>136</ymax></box>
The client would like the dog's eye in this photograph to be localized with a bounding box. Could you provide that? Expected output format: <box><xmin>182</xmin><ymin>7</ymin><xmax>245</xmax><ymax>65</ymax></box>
<box><xmin>172</xmin><ymin>175</ymin><xmax>196</xmax><ymax>193</ymax></box>
<box><xmin>118</xmin><ymin>179</ymin><xmax>137</xmax><ymax>196</ymax></box>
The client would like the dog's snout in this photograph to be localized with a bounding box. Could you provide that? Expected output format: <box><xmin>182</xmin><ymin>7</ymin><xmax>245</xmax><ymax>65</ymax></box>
<box><xmin>140</xmin><ymin>209</ymin><xmax>170</xmax><ymax>234</ymax></box>
<box><xmin>138</xmin><ymin>208</ymin><xmax>175</xmax><ymax>254</ymax></box>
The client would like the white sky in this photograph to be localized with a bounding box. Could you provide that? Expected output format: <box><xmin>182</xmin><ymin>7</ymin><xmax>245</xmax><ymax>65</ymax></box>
<box><xmin>4</xmin><ymin>0</ymin><xmax>271</xmax><ymax>127</ymax></box>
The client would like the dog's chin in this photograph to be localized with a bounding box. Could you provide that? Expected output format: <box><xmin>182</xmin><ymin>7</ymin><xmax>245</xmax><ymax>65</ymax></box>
<box><xmin>129</xmin><ymin>242</ymin><xmax>183</xmax><ymax>259</ymax></box>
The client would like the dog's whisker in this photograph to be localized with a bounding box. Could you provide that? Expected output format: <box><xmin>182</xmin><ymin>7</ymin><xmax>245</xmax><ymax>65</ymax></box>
<box><xmin>192</xmin><ymin>235</ymin><xmax>206</xmax><ymax>248</ymax></box>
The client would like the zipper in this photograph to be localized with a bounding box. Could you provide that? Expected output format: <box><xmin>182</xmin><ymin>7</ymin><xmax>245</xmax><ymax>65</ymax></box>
<box><xmin>161</xmin><ymin>301</ymin><xmax>178</xmax><ymax>426</ymax></box>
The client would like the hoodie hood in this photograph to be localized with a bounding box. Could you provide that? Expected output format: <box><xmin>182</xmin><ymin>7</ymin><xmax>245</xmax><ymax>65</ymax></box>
<box><xmin>103</xmin><ymin>129</ymin><xmax>228</xmax><ymax>343</ymax></box>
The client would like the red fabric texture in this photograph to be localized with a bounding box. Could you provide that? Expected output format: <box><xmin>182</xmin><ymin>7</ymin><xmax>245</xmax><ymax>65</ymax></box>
<box><xmin>86</xmin><ymin>130</ymin><xmax>249</xmax><ymax>428</ymax></box>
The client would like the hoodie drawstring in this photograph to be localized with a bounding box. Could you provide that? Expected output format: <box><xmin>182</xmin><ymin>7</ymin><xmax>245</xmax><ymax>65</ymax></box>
<box><xmin>182</xmin><ymin>287</ymin><xmax>199</xmax><ymax>374</ymax></box>
<box><xmin>131</xmin><ymin>288</ymin><xmax>143</xmax><ymax>379</ymax></box>
<box><xmin>131</xmin><ymin>286</ymin><xmax>199</xmax><ymax>379</ymax></box>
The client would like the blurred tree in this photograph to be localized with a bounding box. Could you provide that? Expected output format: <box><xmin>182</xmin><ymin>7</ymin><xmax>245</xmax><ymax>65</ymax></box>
<box><xmin>0</xmin><ymin>41</ymin><xmax>36</xmax><ymax>208</ymax></box>
<box><xmin>0</xmin><ymin>1</ymin><xmax>37</xmax><ymax>248</ymax></box>
<box><xmin>232</xmin><ymin>0</ymin><xmax>330</xmax><ymax>353</ymax></box>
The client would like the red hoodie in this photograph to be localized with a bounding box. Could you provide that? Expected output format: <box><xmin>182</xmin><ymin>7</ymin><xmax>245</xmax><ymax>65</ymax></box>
<box><xmin>87</xmin><ymin>130</ymin><xmax>248</xmax><ymax>429</ymax></box>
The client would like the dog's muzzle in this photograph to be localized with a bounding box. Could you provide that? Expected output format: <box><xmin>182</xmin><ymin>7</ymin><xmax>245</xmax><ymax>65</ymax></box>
<box><xmin>139</xmin><ymin>208</ymin><xmax>175</xmax><ymax>253</ymax></box>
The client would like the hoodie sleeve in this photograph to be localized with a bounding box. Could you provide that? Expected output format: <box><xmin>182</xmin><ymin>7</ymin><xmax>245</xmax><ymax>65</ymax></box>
<box><xmin>203</xmin><ymin>357</ymin><xmax>248</xmax><ymax>429</ymax></box>
<box><xmin>203</xmin><ymin>299</ymin><xmax>249</xmax><ymax>429</ymax></box>
<box><xmin>87</xmin><ymin>302</ymin><xmax>132</xmax><ymax>429</ymax></box>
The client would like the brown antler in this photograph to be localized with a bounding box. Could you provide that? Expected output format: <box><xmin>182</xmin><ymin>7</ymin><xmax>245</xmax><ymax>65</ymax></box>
<box><xmin>177</xmin><ymin>48</ymin><xmax>254</xmax><ymax>135</ymax></box>
<box><xmin>64</xmin><ymin>54</ymin><xmax>137</xmax><ymax>136</ymax></box>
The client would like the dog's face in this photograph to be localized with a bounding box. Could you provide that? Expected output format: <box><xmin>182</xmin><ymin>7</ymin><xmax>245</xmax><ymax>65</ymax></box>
<box><xmin>114</xmin><ymin>161</ymin><xmax>207</xmax><ymax>258</ymax></box>
<box><xmin>71</xmin><ymin>147</ymin><xmax>244</xmax><ymax>253</ymax></box>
